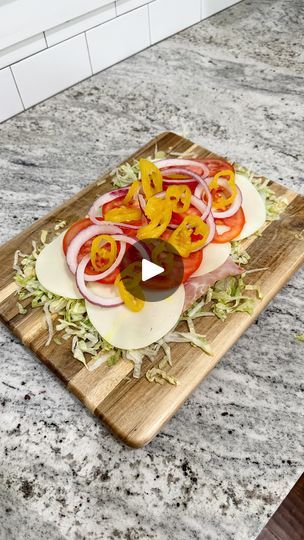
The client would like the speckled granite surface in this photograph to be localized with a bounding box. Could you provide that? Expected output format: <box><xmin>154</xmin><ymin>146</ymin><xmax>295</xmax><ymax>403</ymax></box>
<box><xmin>0</xmin><ymin>0</ymin><xmax>303</xmax><ymax>539</ymax></box>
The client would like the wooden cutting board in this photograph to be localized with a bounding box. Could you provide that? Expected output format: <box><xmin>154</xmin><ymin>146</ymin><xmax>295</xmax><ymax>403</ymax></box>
<box><xmin>0</xmin><ymin>132</ymin><xmax>303</xmax><ymax>448</ymax></box>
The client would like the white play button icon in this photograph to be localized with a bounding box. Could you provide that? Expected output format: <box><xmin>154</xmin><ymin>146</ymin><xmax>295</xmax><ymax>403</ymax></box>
<box><xmin>142</xmin><ymin>259</ymin><xmax>164</xmax><ymax>282</ymax></box>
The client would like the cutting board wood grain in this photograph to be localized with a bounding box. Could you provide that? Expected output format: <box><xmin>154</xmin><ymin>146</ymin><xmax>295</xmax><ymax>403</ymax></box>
<box><xmin>0</xmin><ymin>132</ymin><xmax>303</xmax><ymax>447</ymax></box>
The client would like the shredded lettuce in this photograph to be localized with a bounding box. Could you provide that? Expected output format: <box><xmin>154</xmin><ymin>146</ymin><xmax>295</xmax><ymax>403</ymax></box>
<box><xmin>253</xmin><ymin>179</ymin><xmax>288</xmax><ymax>221</ymax></box>
<box><xmin>164</xmin><ymin>330</ymin><xmax>212</xmax><ymax>356</ymax></box>
<box><xmin>210</xmin><ymin>275</ymin><xmax>261</xmax><ymax>321</ymax></box>
<box><xmin>40</xmin><ymin>229</ymin><xmax>48</xmax><ymax>244</ymax></box>
<box><xmin>111</xmin><ymin>148</ymin><xmax>166</xmax><ymax>188</ymax></box>
<box><xmin>294</xmin><ymin>229</ymin><xmax>304</xmax><ymax>241</ymax></box>
<box><xmin>124</xmin><ymin>350</ymin><xmax>144</xmax><ymax>378</ymax></box>
<box><xmin>111</xmin><ymin>161</ymin><xmax>140</xmax><ymax>188</ymax></box>
<box><xmin>96</xmin><ymin>178</ymin><xmax>107</xmax><ymax>187</ymax></box>
<box><xmin>184</xmin><ymin>274</ymin><xmax>262</xmax><ymax>325</ymax></box>
<box><xmin>54</xmin><ymin>220</ymin><xmax>67</xmax><ymax>231</ymax></box>
<box><xmin>236</xmin><ymin>164</ymin><xmax>288</xmax><ymax>222</ymax></box>
<box><xmin>13</xmin><ymin>244</ymin><xmax>116</xmax><ymax>368</ymax></box>
<box><xmin>231</xmin><ymin>241</ymin><xmax>251</xmax><ymax>265</ymax></box>
<box><xmin>17</xmin><ymin>302</ymin><xmax>27</xmax><ymax>315</ymax></box>
<box><xmin>107</xmin><ymin>351</ymin><xmax>120</xmax><ymax>367</ymax></box>
<box><xmin>43</xmin><ymin>303</ymin><xmax>54</xmax><ymax>346</ymax></box>
<box><xmin>146</xmin><ymin>357</ymin><xmax>179</xmax><ymax>386</ymax></box>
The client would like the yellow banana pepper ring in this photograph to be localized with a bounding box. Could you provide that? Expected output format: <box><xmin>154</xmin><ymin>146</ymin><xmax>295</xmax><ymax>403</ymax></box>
<box><xmin>165</xmin><ymin>184</ymin><xmax>192</xmax><ymax>214</ymax></box>
<box><xmin>90</xmin><ymin>235</ymin><xmax>117</xmax><ymax>272</ymax></box>
<box><xmin>115</xmin><ymin>272</ymin><xmax>144</xmax><ymax>312</ymax></box>
<box><xmin>104</xmin><ymin>205</ymin><xmax>142</xmax><ymax>223</ymax></box>
<box><xmin>209</xmin><ymin>169</ymin><xmax>237</xmax><ymax>209</ymax></box>
<box><xmin>169</xmin><ymin>215</ymin><xmax>209</xmax><ymax>257</ymax></box>
<box><xmin>144</xmin><ymin>196</ymin><xmax>167</xmax><ymax>220</ymax></box>
<box><xmin>120</xmin><ymin>261</ymin><xmax>142</xmax><ymax>289</ymax></box>
<box><xmin>139</xmin><ymin>159</ymin><xmax>163</xmax><ymax>200</ymax></box>
<box><xmin>123</xmin><ymin>180</ymin><xmax>141</xmax><ymax>205</ymax></box>
<box><xmin>136</xmin><ymin>195</ymin><xmax>172</xmax><ymax>240</ymax></box>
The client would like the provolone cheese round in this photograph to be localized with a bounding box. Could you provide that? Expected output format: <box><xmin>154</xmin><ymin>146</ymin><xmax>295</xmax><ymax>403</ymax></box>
<box><xmin>85</xmin><ymin>282</ymin><xmax>185</xmax><ymax>350</ymax></box>
<box><xmin>36</xmin><ymin>232</ymin><xmax>82</xmax><ymax>299</ymax></box>
<box><xmin>235</xmin><ymin>173</ymin><xmax>266</xmax><ymax>240</ymax></box>
<box><xmin>192</xmin><ymin>242</ymin><xmax>231</xmax><ymax>278</ymax></box>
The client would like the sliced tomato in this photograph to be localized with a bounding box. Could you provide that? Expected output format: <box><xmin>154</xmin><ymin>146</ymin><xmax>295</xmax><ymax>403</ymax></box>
<box><xmin>161</xmin><ymin>230</ymin><xmax>203</xmax><ymax>283</ymax></box>
<box><xmin>164</xmin><ymin>160</ymin><xmax>233</xmax><ymax>177</ymax></box>
<box><xmin>162</xmin><ymin>174</ymin><xmax>198</xmax><ymax>193</ymax></box>
<box><xmin>170</xmin><ymin>205</ymin><xmax>201</xmax><ymax>226</ymax></box>
<box><xmin>79</xmin><ymin>244</ymin><xmax>120</xmax><ymax>284</ymax></box>
<box><xmin>213</xmin><ymin>208</ymin><xmax>245</xmax><ymax>243</ymax></box>
<box><xmin>196</xmin><ymin>158</ymin><xmax>234</xmax><ymax>177</ymax></box>
<box><xmin>119</xmin><ymin>224</ymin><xmax>141</xmax><ymax>238</ymax></box>
<box><xmin>102</xmin><ymin>195</ymin><xmax>141</xmax><ymax>216</ymax></box>
<box><xmin>102</xmin><ymin>195</ymin><xmax>126</xmax><ymax>216</ymax></box>
<box><xmin>85</xmin><ymin>264</ymin><xmax>120</xmax><ymax>284</ymax></box>
<box><xmin>182</xmin><ymin>250</ymin><xmax>203</xmax><ymax>283</ymax></box>
<box><xmin>62</xmin><ymin>218</ymin><xmax>92</xmax><ymax>255</ymax></box>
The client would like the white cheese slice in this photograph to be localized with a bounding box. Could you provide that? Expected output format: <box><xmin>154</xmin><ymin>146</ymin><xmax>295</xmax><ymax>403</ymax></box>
<box><xmin>216</xmin><ymin>224</ymin><xmax>230</xmax><ymax>235</ymax></box>
<box><xmin>35</xmin><ymin>232</ymin><xmax>82</xmax><ymax>299</ymax></box>
<box><xmin>191</xmin><ymin>242</ymin><xmax>231</xmax><ymax>278</ymax></box>
<box><xmin>235</xmin><ymin>173</ymin><xmax>266</xmax><ymax>240</ymax></box>
<box><xmin>85</xmin><ymin>282</ymin><xmax>185</xmax><ymax>350</ymax></box>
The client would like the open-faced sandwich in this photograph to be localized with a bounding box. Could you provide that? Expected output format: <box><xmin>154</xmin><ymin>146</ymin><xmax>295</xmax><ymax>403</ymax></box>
<box><xmin>14</xmin><ymin>155</ymin><xmax>287</xmax><ymax>383</ymax></box>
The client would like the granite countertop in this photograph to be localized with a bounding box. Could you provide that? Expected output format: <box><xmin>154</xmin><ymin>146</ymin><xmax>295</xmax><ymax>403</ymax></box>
<box><xmin>0</xmin><ymin>0</ymin><xmax>303</xmax><ymax>538</ymax></box>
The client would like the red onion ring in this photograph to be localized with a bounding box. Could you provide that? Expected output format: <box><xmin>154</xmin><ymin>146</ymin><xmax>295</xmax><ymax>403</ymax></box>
<box><xmin>155</xmin><ymin>159</ymin><xmax>209</xmax><ymax>180</ymax></box>
<box><xmin>89</xmin><ymin>219</ymin><xmax>143</xmax><ymax>230</ymax></box>
<box><xmin>102</xmin><ymin>221</ymin><xmax>142</xmax><ymax>230</ymax></box>
<box><xmin>66</xmin><ymin>224</ymin><xmax>123</xmax><ymax>275</ymax></box>
<box><xmin>195</xmin><ymin>179</ymin><xmax>243</xmax><ymax>219</ymax></box>
<box><xmin>137</xmin><ymin>194</ymin><xmax>148</xmax><ymax>225</ymax></box>
<box><xmin>76</xmin><ymin>255</ymin><xmax>123</xmax><ymax>307</ymax></box>
<box><xmin>205</xmin><ymin>212</ymin><xmax>216</xmax><ymax>246</ymax></box>
<box><xmin>161</xmin><ymin>167</ymin><xmax>212</xmax><ymax>220</ymax></box>
<box><xmin>138</xmin><ymin>193</ymin><xmax>146</xmax><ymax>212</ymax></box>
<box><xmin>212</xmin><ymin>184</ymin><xmax>243</xmax><ymax>219</ymax></box>
<box><xmin>110</xmin><ymin>234</ymin><xmax>150</xmax><ymax>260</ymax></box>
<box><xmin>89</xmin><ymin>188</ymin><xmax>144</xmax><ymax>230</ymax></box>
<box><xmin>194</xmin><ymin>184</ymin><xmax>205</xmax><ymax>198</ymax></box>
<box><xmin>88</xmin><ymin>188</ymin><xmax>128</xmax><ymax>224</ymax></box>
<box><xmin>84</xmin><ymin>234</ymin><xmax>150</xmax><ymax>282</ymax></box>
<box><xmin>84</xmin><ymin>241</ymin><xmax>126</xmax><ymax>282</ymax></box>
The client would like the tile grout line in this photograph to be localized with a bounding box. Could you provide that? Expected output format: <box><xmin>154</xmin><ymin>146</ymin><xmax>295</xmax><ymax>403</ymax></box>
<box><xmin>43</xmin><ymin>31</ymin><xmax>48</xmax><ymax>48</ymax></box>
<box><xmin>84</xmin><ymin>32</ymin><xmax>94</xmax><ymax>75</ymax></box>
<box><xmin>9</xmin><ymin>66</ymin><xmax>25</xmax><ymax>110</ymax></box>
<box><xmin>147</xmin><ymin>3</ymin><xmax>152</xmax><ymax>45</ymax></box>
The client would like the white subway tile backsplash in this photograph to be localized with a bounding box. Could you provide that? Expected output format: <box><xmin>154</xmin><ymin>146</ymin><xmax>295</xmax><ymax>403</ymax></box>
<box><xmin>201</xmin><ymin>0</ymin><xmax>241</xmax><ymax>19</ymax></box>
<box><xmin>149</xmin><ymin>0</ymin><xmax>201</xmax><ymax>44</ymax></box>
<box><xmin>0</xmin><ymin>0</ymin><xmax>243</xmax><ymax>122</ymax></box>
<box><xmin>0</xmin><ymin>0</ymin><xmax>114</xmax><ymax>51</ymax></box>
<box><xmin>0</xmin><ymin>34</ymin><xmax>46</xmax><ymax>70</ymax></box>
<box><xmin>0</xmin><ymin>68</ymin><xmax>24</xmax><ymax>122</ymax></box>
<box><xmin>12</xmin><ymin>34</ymin><xmax>92</xmax><ymax>109</ymax></box>
<box><xmin>45</xmin><ymin>4</ymin><xmax>116</xmax><ymax>47</ymax></box>
<box><xmin>87</xmin><ymin>6</ymin><xmax>150</xmax><ymax>74</ymax></box>
<box><xmin>116</xmin><ymin>0</ymin><xmax>151</xmax><ymax>16</ymax></box>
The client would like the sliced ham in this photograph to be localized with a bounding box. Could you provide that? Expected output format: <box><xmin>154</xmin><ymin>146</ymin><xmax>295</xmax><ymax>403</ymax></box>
<box><xmin>183</xmin><ymin>257</ymin><xmax>243</xmax><ymax>310</ymax></box>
